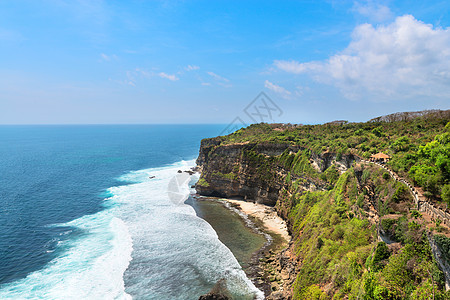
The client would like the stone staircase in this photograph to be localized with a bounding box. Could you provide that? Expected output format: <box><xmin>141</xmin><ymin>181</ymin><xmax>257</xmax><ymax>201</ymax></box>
<box><xmin>360</xmin><ymin>159</ymin><xmax>450</xmax><ymax>226</ymax></box>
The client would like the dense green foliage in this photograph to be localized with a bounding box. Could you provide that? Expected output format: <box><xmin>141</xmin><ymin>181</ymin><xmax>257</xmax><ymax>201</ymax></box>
<box><xmin>434</xmin><ymin>235</ymin><xmax>450</xmax><ymax>263</ymax></box>
<box><xmin>286</xmin><ymin>165</ymin><xmax>449</xmax><ymax>299</ymax></box>
<box><xmin>372</xmin><ymin>242</ymin><xmax>390</xmax><ymax>271</ymax></box>
<box><xmin>409</xmin><ymin>132</ymin><xmax>450</xmax><ymax>198</ymax></box>
<box><xmin>216</xmin><ymin>111</ymin><xmax>449</xmax><ymax>202</ymax></box>
<box><xmin>197</xmin><ymin>178</ymin><xmax>210</xmax><ymax>187</ymax></box>
<box><xmin>279</xmin><ymin>164</ymin><xmax>448</xmax><ymax>299</ymax></box>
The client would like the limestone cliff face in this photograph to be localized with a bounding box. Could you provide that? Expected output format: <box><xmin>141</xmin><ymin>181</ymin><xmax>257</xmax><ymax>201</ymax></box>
<box><xmin>195</xmin><ymin>137</ymin><xmax>359</xmax><ymax>206</ymax></box>
<box><xmin>310</xmin><ymin>151</ymin><xmax>359</xmax><ymax>172</ymax></box>
<box><xmin>196</xmin><ymin>140</ymin><xmax>293</xmax><ymax>205</ymax></box>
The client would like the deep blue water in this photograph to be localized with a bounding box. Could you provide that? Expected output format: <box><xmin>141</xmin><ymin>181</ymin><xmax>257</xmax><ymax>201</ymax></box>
<box><xmin>0</xmin><ymin>125</ymin><xmax>264</xmax><ymax>299</ymax></box>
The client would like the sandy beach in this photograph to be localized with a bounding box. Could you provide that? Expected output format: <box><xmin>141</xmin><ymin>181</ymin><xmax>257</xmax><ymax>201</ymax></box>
<box><xmin>224</xmin><ymin>199</ymin><xmax>290</xmax><ymax>243</ymax></box>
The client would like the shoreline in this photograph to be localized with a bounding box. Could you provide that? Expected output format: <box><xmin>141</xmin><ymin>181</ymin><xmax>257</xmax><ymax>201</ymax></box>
<box><xmin>221</xmin><ymin>199</ymin><xmax>293</xmax><ymax>299</ymax></box>
<box><xmin>222</xmin><ymin>199</ymin><xmax>290</xmax><ymax>243</ymax></box>
<box><xmin>191</xmin><ymin>195</ymin><xmax>292</xmax><ymax>299</ymax></box>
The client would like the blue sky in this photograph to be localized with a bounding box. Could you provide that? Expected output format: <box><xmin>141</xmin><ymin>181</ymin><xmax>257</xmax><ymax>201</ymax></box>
<box><xmin>0</xmin><ymin>0</ymin><xmax>449</xmax><ymax>124</ymax></box>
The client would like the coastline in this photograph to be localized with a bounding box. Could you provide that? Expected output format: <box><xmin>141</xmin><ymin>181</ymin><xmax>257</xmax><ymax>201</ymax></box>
<box><xmin>223</xmin><ymin>199</ymin><xmax>290</xmax><ymax>243</ymax></box>
<box><xmin>190</xmin><ymin>195</ymin><xmax>293</xmax><ymax>299</ymax></box>
<box><xmin>222</xmin><ymin>199</ymin><xmax>294</xmax><ymax>299</ymax></box>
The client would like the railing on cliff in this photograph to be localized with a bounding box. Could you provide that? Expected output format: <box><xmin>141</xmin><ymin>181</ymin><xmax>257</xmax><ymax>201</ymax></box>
<box><xmin>359</xmin><ymin>159</ymin><xmax>450</xmax><ymax>226</ymax></box>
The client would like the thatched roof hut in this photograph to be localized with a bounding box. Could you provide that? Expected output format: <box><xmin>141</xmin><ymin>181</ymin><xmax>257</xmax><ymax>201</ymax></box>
<box><xmin>370</xmin><ymin>152</ymin><xmax>391</xmax><ymax>162</ymax></box>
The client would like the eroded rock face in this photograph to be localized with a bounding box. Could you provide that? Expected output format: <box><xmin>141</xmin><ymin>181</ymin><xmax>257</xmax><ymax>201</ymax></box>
<box><xmin>198</xmin><ymin>294</ymin><xmax>229</xmax><ymax>300</ymax></box>
<box><xmin>195</xmin><ymin>141</ymin><xmax>295</xmax><ymax>205</ymax></box>
<box><xmin>310</xmin><ymin>151</ymin><xmax>359</xmax><ymax>172</ymax></box>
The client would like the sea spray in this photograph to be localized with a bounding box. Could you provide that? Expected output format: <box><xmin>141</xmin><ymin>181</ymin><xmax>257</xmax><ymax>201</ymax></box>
<box><xmin>0</xmin><ymin>206</ymin><xmax>133</xmax><ymax>299</ymax></box>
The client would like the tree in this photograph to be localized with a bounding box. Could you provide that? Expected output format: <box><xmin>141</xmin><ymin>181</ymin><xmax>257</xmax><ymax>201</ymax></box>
<box><xmin>442</xmin><ymin>185</ymin><xmax>450</xmax><ymax>205</ymax></box>
<box><xmin>372</xmin><ymin>127</ymin><xmax>383</xmax><ymax>137</ymax></box>
<box><xmin>392</xmin><ymin>136</ymin><xmax>410</xmax><ymax>152</ymax></box>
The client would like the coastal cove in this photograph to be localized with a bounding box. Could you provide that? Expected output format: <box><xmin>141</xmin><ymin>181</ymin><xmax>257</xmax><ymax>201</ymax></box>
<box><xmin>188</xmin><ymin>197</ymin><xmax>267</xmax><ymax>270</ymax></box>
<box><xmin>189</xmin><ymin>195</ymin><xmax>292</xmax><ymax>298</ymax></box>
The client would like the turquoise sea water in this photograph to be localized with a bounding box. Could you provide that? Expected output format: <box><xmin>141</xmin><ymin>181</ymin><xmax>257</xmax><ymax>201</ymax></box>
<box><xmin>0</xmin><ymin>125</ymin><xmax>263</xmax><ymax>299</ymax></box>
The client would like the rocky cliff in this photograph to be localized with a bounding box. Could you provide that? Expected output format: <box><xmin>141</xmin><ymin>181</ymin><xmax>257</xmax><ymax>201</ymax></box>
<box><xmin>196</xmin><ymin>138</ymin><xmax>358</xmax><ymax>206</ymax></box>
<box><xmin>196</xmin><ymin>140</ymin><xmax>292</xmax><ymax>205</ymax></box>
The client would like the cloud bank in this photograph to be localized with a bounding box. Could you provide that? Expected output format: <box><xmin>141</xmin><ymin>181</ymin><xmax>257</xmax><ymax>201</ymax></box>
<box><xmin>264</xmin><ymin>80</ymin><xmax>291</xmax><ymax>99</ymax></box>
<box><xmin>275</xmin><ymin>15</ymin><xmax>450</xmax><ymax>101</ymax></box>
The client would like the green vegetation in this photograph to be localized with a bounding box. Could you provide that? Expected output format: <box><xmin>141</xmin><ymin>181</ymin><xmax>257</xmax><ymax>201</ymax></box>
<box><xmin>435</xmin><ymin>235</ymin><xmax>450</xmax><ymax>263</ymax></box>
<box><xmin>409</xmin><ymin>132</ymin><xmax>450</xmax><ymax>199</ymax></box>
<box><xmin>197</xmin><ymin>178</ymin><xmax>210</xmax><ymax>187</ymax></box>
<box><xmin>214</xmin><ymin>111</ymin><xmax>449</xmax><ymax>203</ymax></box>
<box><xmin>371</xmin><ymin>242</ymin><xmax>390</xmax><ymax>271</ymax></box>
<box><xmin>282</xmin><ymin>163</ymin><xmax>448</xmax><ymax>299</ymax></box>
<box><xmin>285</xmin><ymin>165</ymin><xmax>449</xmax><ymax>299</ymax></box>
<box><xmin>211</xmin><ymin>171</ymin><xmax>238</xmax><ymax>180</ymax></box>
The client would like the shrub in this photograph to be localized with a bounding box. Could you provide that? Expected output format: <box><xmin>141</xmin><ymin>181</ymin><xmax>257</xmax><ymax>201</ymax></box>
<box><xmin>435</xmin><ymin>235</ymin><xmax>450</xmax><ymax>263</ymax></box>
<box><xmin>410</xmin><ymin>210</ymin><xmax>421</xmax><ymax>219</ymax></box>
<box><xmin>442</xmin><ymin>184</ymin><xmax>450</xmax><ymax>205</ymax></box>
<box><xmin>392</xmin><ymin>185</ymin><xmax>407</xmax><ymax>203</ymax></box>
<box><xmin>197</xmin><ymin>178</ymin><xmax>210</xmax><ymax>187</ymax></box>
<box><xmin>372</xmin><ymin>126</ymin><xmax>383</xmax><ymax>137</ymax></box>
<box><xmin>362</xmin><ymin>169</ymin><xmax>370</xmax><ymax>183</ymax></box>
<box><xmin>372</xmin><ymin>242</ymin><xmax>390</xmax><ymax>271</ymax></box>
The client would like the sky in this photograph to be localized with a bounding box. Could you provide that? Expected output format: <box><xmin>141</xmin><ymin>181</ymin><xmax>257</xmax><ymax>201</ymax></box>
<box><xmin>0</xmin><ymin>0</ymin><xmax>449</xmax><ymax>125</ymax></box>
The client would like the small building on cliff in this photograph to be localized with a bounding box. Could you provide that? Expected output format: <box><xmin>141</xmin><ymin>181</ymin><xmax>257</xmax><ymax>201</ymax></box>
<box><xmin>370</xmin><ymin>152</ymin><xmax>391</xmax><ymax>163</ymax></box>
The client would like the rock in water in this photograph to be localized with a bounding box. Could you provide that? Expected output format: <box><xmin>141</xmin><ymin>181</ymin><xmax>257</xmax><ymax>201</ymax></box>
<box><xmin>198</xmin><ymin>279</ymin><xmax>231</xmax><ymax>300</ymax></box>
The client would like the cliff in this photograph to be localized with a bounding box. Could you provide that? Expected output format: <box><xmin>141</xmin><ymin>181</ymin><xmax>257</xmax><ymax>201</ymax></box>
<box><xmin>195</xmin><ymin>111</ymin><xmax>450</xmax><ymax>299</ymax></box>
<box><xmin>196</xmin><ymin>139</ymin><xmax>360</xmax><ymax>206</ymax></box>
<box><xmin>197</xmin><ymin>141</ymin><xmax>296</xmax><ymax>205</ymax></box>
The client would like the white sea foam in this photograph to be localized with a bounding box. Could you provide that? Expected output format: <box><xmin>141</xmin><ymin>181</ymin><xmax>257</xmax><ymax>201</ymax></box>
<box><xmin>0</xmin><ymin>159</ymin><xmax>263</xmax><ymax>299</ymax></box>
<box><xmin>114</xmin><ymin>159</ymin><xmax>263</xmax><ymax>299</ymax></box>
<box><xmin>0</xmin><ymin>209</ymin><xmax>133</xmax><ymax>299</ymax></box>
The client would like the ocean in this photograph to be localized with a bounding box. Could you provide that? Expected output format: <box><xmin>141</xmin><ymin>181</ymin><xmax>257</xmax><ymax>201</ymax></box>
<box><xmin>0</xmin><ymin>125</ymin><xmax>263</xmax><ymax>299</ymax></box>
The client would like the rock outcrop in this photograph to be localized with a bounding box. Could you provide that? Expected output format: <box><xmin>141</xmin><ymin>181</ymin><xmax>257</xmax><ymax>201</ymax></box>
<box><xmin>198</xmin><ymin>279</ymin><xmax>231</xmax><ymax>300</ymax></box>
<box><xmin>196</xmin><ymin>141</ymin><xmax>296</xmax><ymax>205</ymax></box>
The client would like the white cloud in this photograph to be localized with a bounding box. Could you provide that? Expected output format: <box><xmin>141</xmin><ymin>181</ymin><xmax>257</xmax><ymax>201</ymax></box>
<box><xmin>112</xmin><ymin>68</ymin><xmax>179</xmax><ymax>86</ymax></box>
<box><xmin>185</xmin><ymin>65</ymin><xmax>200</xmax><ymax>71</ymax></box>
<box><xmin>207</xmin><ymin>71</ymin><xmax>230</xmax><ymax>82</ymax></box>
<box><xmin>158</xmin><ymin>72</ymin><xmax>179</xmax><ymax>81</ymax></box>
<box><xmin>274</xmin><ymin>60</ymin><xmax>317</xmax><ymax>74</ymax></box>
<box><xmin>274</xmin><ymin>15</ymin><xmax>450</xmax><ymax>100</ymax></box>
<box><xmin>264</xmin><ymin>80</ymin><xmax>291</xmax><ymax>99</ymax></box>
<box><xmin>100</xmin><ymin>53</ymin><xmax>117</xmax><ymax>62</ymax></box>
<box><xmin>353</xmin><ymin>1</ymin><xmax>393</xmax><ymax>23</ymax></box>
